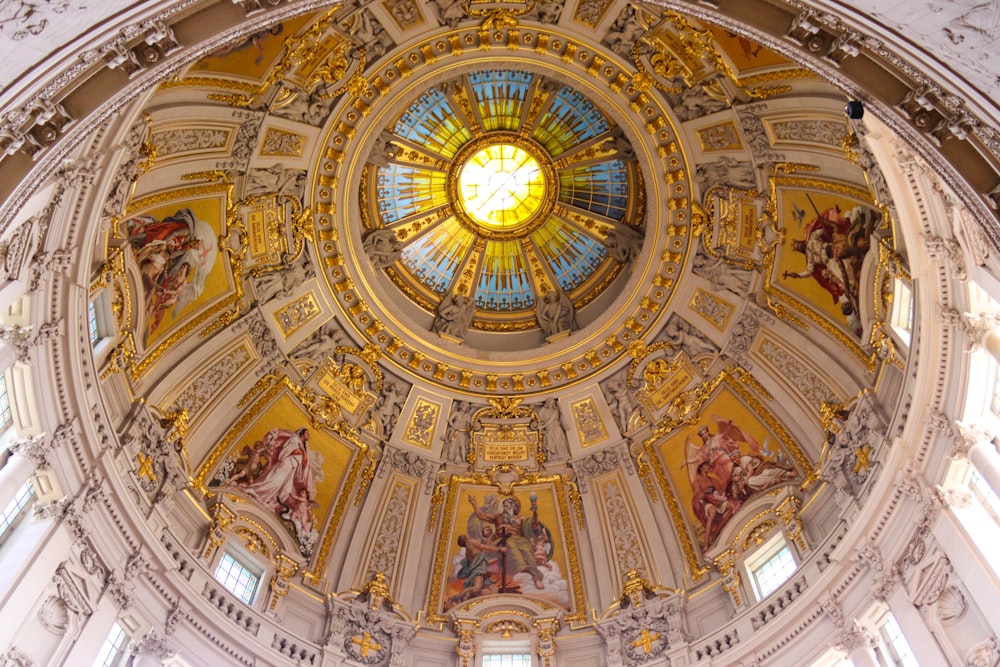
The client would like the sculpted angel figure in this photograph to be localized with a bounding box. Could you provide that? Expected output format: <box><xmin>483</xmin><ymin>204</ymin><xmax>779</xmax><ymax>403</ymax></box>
<box><xmin>604</xmin><ymin>225</ymin><xmax>643</xmax><ymax>264</ymax></box>
<box><xmin>536</xmin><ymin>290</ymin><xmax>575</xmax><ymax>338</ymax></box>
<box><xmin>537</xmin><ymin>399</ymin><xmax>570</xmax><ymax>460</ymax></box>
<box><xmin>433</xmin><ymin>293</ymin><xmax>474</xmax><ymax>340</ymax></box>
<box><xmin>362</xmin><ymin>228</ymin><xmax>403</xmax><ymax>269</ymax></box>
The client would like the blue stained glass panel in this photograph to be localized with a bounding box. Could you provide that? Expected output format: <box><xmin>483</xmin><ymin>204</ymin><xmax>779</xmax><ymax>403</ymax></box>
<box><xmin>399</xmin><ymin>219</ymin><xmax>475</xmax><ymax>294</ymax></box>
<box><xmin>376</xmin><ymin>164</ymin><xmax>448</xmax><ymax>223</ymax></box>
<box><xmin>469</xmin><ymin>69</ymin><xmax>534</xmax><ymax>132</ymax></box>
<box><xmin>533</xmin><ymin>86</ymin><xmax>610</xmax><ymax>156</ymax></box>
<box><xmin>532</xmin><ymin>217</ymin><xmax>607</xmax><ymax>291</ymax></box>
<box><xmin>475</xmin><ymin>240</ymin><xmax>535</xmax><ymax>311</ymax></box>
<box><xmin>559</xmin><ymin>160</ymin><xmax>629</xmax><ymax>221</ymax></box>
<box><xmin>394</xmin><ymin>88</ymin><xmax>473</xmax><ymax>158</ymax></box>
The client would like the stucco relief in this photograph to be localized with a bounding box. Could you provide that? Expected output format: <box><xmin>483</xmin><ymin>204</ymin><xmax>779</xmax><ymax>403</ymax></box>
<box><xmin>150</xmin><ymin>128</ymin><xmax>230</xmax><ymax>156</ymax></box>
<box><xmin>171</xmin><ymin>343</ymin><xmax>254</xmax><ymax>418</ymax></box>
<box><xmin>756</xmin><ymin>336</ymin><xmax>839</xmax><ymax>409</ymax></box>
<box><xmin>365</xmin><ymin>481</ymin><xmax>412</xmax><ymax>583</ymax></box>
<box><xmin>599</xmin><ymin>477</ymin><xmax>645</xmax><ymax>575</ymax></box>
<box><xmin>849</xmin><ymin>0</ymin><xmax>1000</xmax><ymax>99</ymax></box>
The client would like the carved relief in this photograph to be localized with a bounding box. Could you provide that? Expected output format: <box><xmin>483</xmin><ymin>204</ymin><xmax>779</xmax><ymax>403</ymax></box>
<box><xmin>365</xmin><ymin>481</ymin><xmax>413</xmax><ymax>583</ymax></box>
<box><xmin>259</xmin><ymin>128</ymin><xmax>305</xmax><ymax>157</ymax></box>
<box><xmin>690</xmin><ymin>288</ymin><xmax>736</xmax><ymax>330</ymax></box>
<box><xmin>171</xmin><ymin>342</ymin><xmax>254</xmax><ymax>419</ymax></box>
<box><xmin>599</xmin><ymin>477</ymin><xmax>645</xmax><ymax>574</ymax></box>
<box><xmin>151</xmin><ymin>128</ymin><xmax>230</xmax><ymax>156</ymax></box>
<box><xmin>769</xmin><ymin>119</ymin><xmax>845</xmax><ymax>147</ymax></box>
<box><xmin>757</xmin><ymin>336</ymin><xmax>839</xmax><ymax>409</ymax></box>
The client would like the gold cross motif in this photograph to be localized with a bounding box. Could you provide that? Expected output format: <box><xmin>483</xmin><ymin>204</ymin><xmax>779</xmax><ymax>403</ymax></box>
<box><xmin>630</xmin><ymin>628</ymin><xmax>661</xmax><ymax>654</ymax></box>
<box><xmin>352</xmin><ymin>631</ymin><xmax>383</xmax><ymax>657</ymax></box>
<box><xmin>136</xmin><ymin>451</ymin><xmax>157</xmax><ymax>481</ymax></box>
<box><xmin>853</xmin><ymin>443</ymin><xmax>872</xmax><ymax>473</ymax></box>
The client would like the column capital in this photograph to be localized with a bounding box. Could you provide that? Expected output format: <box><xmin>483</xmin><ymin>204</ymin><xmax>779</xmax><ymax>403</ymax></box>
<box><xmin>10</xmin><ymin>433</ymin><xmax>51</xmax><ymax>468</ymax></box>
<box><xmin>128</xmin><ymin>632</ymin><xmax>175</xmax><ymax>664</ymax></box>
<box><xmin>834</xmin><ymin>621</ymin><xmax>878</xmax><ymax>652</ymax></box>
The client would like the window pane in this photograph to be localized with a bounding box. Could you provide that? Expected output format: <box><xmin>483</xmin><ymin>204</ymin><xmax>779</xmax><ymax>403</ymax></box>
<box><xmin>214</xmin><ymin>552</ymin><xmax>259</xmax><ymax>604</ymax></box>
<box><xmin>0</xmin><ymin>481</ymin><xmax>35</xmax><ymax>538</ymax></box>
<box><xmin>482</xmin><ymin>656</ymin><xmax>532</xmax><ymax>667</ymax></box>
<box><xmin>88</xmin><ymin>300</ymin><xmax>100</xmax><ymax>346</ymax></box>
<box><xmin>881</xmin><ymin>614</ymin><xmax>919</xmax><ymax>667</ymax></box>
<box><xmin>891</xmin><ymin>280</ymin><xmax>913</xmax><ymax>346</ymax></box>
<box><xmin>970</xmin><ymin>469</ymin><xmax>1000</xmax><ymax>517</ymax></box>
<box><xmin>0</xmin><ymin>374</ymin><xmax>12</xmax><ymax>428</ymax></box>
<box><xmin>753</xmin><ymin>544</ymin><xmax>797</xmax><ymax>598</ymax></box>
<box><xmin>92</xmin><ymin>622</ymin><xmax>128</xmax><ymax>667</ymax></box>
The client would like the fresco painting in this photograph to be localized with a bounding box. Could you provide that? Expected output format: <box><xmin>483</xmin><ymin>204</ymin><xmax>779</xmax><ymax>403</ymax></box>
<box><xmin>656</xmin><ymin>388</ymin><xmax>800</xmax><ymax>551</ymax></box>
<box><xmin>124</xmin><ymin>195</ymin><xmax>229</xmax><ymax>345</ymax></box>
<box><xmin>441</xmin><ymin>483</ymin><xmax>572</xmax><ymax>613</ymax></box>
<box><xmin>190</xmin><ymin>14</ymin><xmax>314</xmax><ymax>79</ymax></box>
<box><xmin>207</xmin><ymin>393</ymin><xmax>355</xmax><ymax>557</ymax></box>
<box><xmin>775</xmin><ymin>188</ymin><xmax>881</xmax><ymax>338</ymax></box>
<box><xmin>708</xmin><ymin>25</ymin><xmax>789</xmax><ymax>70</ymax></box>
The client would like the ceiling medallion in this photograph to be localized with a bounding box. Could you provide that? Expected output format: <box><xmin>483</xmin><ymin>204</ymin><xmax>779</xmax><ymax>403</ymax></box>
<box><xmin>450</xmin><ymin>133</ymin><xmax>556</xmax><ymax>240</ymax></box>
<box><xmin>318</xmin><ymin>31</ymin><xmax>692</xmax><ymax>394</ymax></box>
<box><xmin>365</xmin><ymin>67</ymin><xmax>643</xmax><ymax>332</ymax></box>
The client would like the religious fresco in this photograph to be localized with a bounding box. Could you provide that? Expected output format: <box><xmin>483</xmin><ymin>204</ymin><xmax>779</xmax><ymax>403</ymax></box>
<box><xmin>431</xmin><ymin>481</ymin><xmax>582</xmax><ymax>619</ymax></box>
<box><xmin>771</xmin><ymin>181</ymin><xmax>883</xmax><ymax>340</ymax></box>
<box><xmin>707</xmin><ymin>25</ymin><xmax>790</xmax><ymax>71</ymax></box>
<box><xmin>122</xmin><ymin>188</ymin><xmax>232</xmax><ymax>347</ymax></box>
<box><xmin>189</xmin><ymin>13</ymin><xmax>316</xmax><ymax>79</ymax></box>
<box><xmin>652</xmin><ymin>384</ymin><xmax>805</xmax><ymax>553</ymax></box>
<box><xmin>199</xmin><ymin>390</ymin><xmax>357</xmax><ymax>559</ymax></box>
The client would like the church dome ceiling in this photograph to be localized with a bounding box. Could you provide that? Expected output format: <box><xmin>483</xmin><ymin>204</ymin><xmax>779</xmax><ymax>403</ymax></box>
<box><xmin>93</xmin><ymin>0</ymin><xmax>892</xmax><ymax>613</ymax></box>
<box><xmin>4</xmin><ymin>0</ymin><xmax>998</xmax><ymax>664</ymax></box>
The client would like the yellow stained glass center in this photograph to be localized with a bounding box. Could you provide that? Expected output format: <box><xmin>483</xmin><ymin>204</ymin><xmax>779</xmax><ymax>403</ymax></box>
<box><xmin>458</xmin><ymin>144</ymin><xmax>545</xmax><ymax>230</ymax></box>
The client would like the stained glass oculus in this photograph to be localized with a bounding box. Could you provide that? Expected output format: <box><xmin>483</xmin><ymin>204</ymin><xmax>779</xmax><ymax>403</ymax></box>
<box><xmin>364</xmin><ymin>68</ymin><xmax>644</xmax><ymax>332</ymax></box>
<box><xmin>458</xmin><ymin>143</ymin><xmax>546</xmax><ymax>231</ymax></box>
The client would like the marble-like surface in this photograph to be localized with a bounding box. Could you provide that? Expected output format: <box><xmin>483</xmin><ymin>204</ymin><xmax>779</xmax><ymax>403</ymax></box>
<box><xmin>830</xmin><ymin>0</ymin><xmax>1000</xmax><ymax>111</ymax></box>
<box><xmin>0</xmin><ymin>0</ymin><xmax>131</xmax><ymax>98</ymax></box>
<box><xmin>1</xmin><ymin>0</ymin><xmax>999</xmax><ymax>118</ymax></box>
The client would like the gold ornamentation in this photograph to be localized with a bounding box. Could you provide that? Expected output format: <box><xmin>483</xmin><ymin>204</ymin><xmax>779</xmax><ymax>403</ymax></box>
<box><xmin>355</xmin><ymin>446</ymin><xmax>381</xmax><ymax>506</ymax></box>
<box><xmin>639</xmin><ymin>366</ymin><xmax>815</xmax><ymax>578</ymax></box>
<box><xmin>697</xmin><ymin>121</ymin><xmax>742</xmax><ymax>152</ymax></box>
<box><xmin>203</xmin><ymin>502</ymin><xmax>236</xmax><ymax>559</ymax></box>
<box><xmin>136</xmin><ymin>451</ymin><xmax>156</xmax><ymax>481</ymax></box>
<box><xmin>403</xmin><ymin>398</ymin><xmax>440</xmax><ymax>449</ymax></box>
<box><xmin>775</xmin><ymin>495</ymin><xmax>807</xmax><ymax>552</ymax></box>
<box><xmin>713</xmin><ymin>549</ymin><xmax>742</xmax><ymax>608</ymax></box>
<box><xmin>622</xmin><ymin>569</ymin><xmax>653</xmax><ymax>607</ymax></box>
<box><xmin>631</xmin><ymin>628</ymin><xmax>662</xmax><ymax>654</ymax></box>
<box><xmin>273</xmin><ymin>292</ymin><xmax>321</xmax><ymax>337</ymax></box>
<box><xmin>759</xmin><ymin>167</ymin><xmax>883</xmax><ymax>371</ymax></box>
<box><xmin>259</xmin><ymin>127</ymin><xmax>305</xmax><ymax>157</ymax></box>
<box><xmin>194</xmin><ymin>375</ymin><xmax>368</xmax><ymax>583</ymax></box>
<box><xmin>741</xmin><ymin>520</ymin><xmax>775</xmax><ymax>551</ymax></box>
<box><xmin>114</xmin><ymin>182</ymin><xmax>248</xmax><ymax>381</ymax></box>
<box><xmin>852</xmin><ymin>443</ymin><xmax>872</xmax><ymax>473</ymax></box>
<box><xmin>351</xmin><ymin>632</ymin><xmax>383</xmax><ymax>657</ymax></box>
<box><xmin>635</xmin><ymin>352</ymin><xmax>698</xmax><ymax>415</ymax></box>
<box><xmin>314</xmin><ymin>26</ymin><xmax>690</xmax><ymax>397</ymax></box>
<box><xmin>570</xmin><ymin>398</ymin><xmax>607</xmax><ymax>446</ymax></box>
<box><xmin>235</xmin><ymin>526</ymin><xmax>270</xmax><ymax>557</ymax></box>
<box><xmin>268</xmin><ymin>552</ymin><xmax>299</xmax><ymax>610</ymax></box>
<box><xmin>361</xmin><ymin>570</ymin><xmax>393</xmax><ymax>610</ymax></box>
<box><xmin>484</xmin><ymin>619</ymin><xmax>528</xmax><ymax>636</ymax></box>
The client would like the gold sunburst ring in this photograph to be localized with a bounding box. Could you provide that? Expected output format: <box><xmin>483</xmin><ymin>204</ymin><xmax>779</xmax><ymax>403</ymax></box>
<box><xmin>448</xmin><ymin>133</ymin><xmax>557</xmax><ymax>240</ymax></box>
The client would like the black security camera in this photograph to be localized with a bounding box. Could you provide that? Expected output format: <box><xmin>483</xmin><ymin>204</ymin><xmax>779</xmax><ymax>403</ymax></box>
<box><xmin>845</xmin><ymin>100</ymin><xmax>864</xmax><ymax>119</ymax></box>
